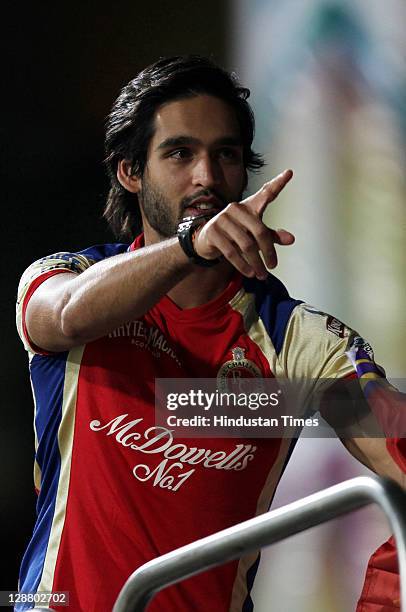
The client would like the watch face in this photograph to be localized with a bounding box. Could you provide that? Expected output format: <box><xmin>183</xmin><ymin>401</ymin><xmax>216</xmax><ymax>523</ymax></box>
<box><xmin>178</xmin><ymin>215</ymin><xmax>208</xmax><ymax>234</ymax></box>
<box><xmin>177</xmin><ymin>218</ymin><xmax>194</xmax><ymax>234</ymax></box>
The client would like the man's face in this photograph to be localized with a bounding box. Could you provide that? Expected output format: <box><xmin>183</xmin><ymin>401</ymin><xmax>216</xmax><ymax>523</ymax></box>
<box><xmin>137</xmin><ymin>94</ymin><xmax>247</xmax><ymax>240</ymax></box>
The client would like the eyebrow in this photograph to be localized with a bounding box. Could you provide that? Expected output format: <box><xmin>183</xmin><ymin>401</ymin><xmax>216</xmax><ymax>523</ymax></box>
<box><xmin>156</xmin><ymin>135</ymin><xmax>243</xmax><ymax>150</ymax></box>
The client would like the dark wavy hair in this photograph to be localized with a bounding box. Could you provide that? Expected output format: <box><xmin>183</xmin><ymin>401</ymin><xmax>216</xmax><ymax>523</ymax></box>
<box><xmin>104</xmin><ymin>55</ymin><xmax>265</xmax><ymax>240</ymax></box>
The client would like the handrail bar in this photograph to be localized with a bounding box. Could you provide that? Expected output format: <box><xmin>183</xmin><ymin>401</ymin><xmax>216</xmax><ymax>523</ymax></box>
<box><xmin>113</xmin><ymin>476</ymin><xmax>406</xmax><ymax>612</ymax></box>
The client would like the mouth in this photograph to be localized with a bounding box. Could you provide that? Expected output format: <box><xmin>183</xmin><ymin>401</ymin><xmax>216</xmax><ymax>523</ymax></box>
<box><xmin>183</xmin><ymin>197</ymin><xmax>223</xmax><ymax>218</ymax></box>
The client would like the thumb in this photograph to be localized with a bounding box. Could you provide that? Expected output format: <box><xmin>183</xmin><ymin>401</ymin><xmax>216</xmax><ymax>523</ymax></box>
<box><xmin>241</xmin><ymin>169</ymin><xmax>293</xmax><ymax>217</ymax></box>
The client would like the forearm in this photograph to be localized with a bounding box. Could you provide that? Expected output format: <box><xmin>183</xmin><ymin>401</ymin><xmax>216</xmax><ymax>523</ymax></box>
<box><xmin>27</xmin><ymin>237</ymin><xmax>193</xmax><ymax>351</ymax></box>
<box><xmin>341</xmin><ymin>438</ymin><xmax>406</xmax><ymax>489</ymax></box>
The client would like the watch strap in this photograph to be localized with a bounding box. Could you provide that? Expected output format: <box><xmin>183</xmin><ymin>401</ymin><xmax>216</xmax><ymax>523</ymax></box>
<box><xmin>177</xmin><ymin>215</ymin><xmax>221</xmax><ymax>267</ymax></box>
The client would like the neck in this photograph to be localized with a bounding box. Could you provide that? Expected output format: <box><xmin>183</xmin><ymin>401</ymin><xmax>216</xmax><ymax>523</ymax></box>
<box><xmin>143</xmin><ymin>225</ymin><xmax>236</xmax><ymax>309</ymax></box>
<box><xmin>168</xmin><ymin>260</ymin><xmax>236</xmax><ymax>309</ymax></box>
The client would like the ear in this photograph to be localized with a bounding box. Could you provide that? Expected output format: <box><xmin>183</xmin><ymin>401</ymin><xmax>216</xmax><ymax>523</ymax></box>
<box><xmin>117</xmin><ymin>160</ymin><xmax>142</xmax><ymax>193</ymax></box>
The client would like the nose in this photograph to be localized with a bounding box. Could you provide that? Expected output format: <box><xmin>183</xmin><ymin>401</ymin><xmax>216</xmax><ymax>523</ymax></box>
<box><xmin>192</xmin><ymin>154</ymin><xmax>221</xmax><ymax>189</ymax></box>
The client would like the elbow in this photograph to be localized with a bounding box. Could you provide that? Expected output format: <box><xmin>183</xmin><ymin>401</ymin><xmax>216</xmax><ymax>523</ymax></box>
<box><xmin>59</xmin><ymin>293</ymin><xmax>86</xmax><ymax>343</ymax></box>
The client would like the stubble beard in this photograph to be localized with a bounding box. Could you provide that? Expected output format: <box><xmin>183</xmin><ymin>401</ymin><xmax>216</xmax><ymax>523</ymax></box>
<box><xmin>138</xmin><ymin>176</ymin><xmax>182</xmax><ymax>239</ymax></box>
<box><xmin>138</xmin><ymin>174</ymin><xmax>242</xmax><ymax>240</ymax></box>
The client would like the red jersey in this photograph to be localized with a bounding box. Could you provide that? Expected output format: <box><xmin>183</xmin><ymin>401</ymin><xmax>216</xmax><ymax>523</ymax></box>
<box><xmin>16</xmin><ymin>237</ymin><xmax>404</xmax><ymax>611</ymax></box>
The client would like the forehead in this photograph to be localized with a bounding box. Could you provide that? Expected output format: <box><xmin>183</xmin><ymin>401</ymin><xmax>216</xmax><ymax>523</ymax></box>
<box><xmin>150</xmin><ymin>94</ymin><xmax>241</xmax><ymax>147</ymax></box>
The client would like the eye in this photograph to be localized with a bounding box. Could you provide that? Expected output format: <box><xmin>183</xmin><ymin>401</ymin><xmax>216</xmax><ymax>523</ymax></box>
<box><xmin>168</xmin><ymin>148</ymin><xmax>193</xmax><ymax>160</ymax></box>
<box><xmin>217</xmin><ymin>147</ymin><xmax>242</xmax><ymax>162</ymax></box>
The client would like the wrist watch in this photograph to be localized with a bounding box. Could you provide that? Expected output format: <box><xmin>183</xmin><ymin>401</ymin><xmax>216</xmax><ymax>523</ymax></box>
<box><xmin>177</xmin><ymin>215</ymin><xmax>221</xmax><ymax>267</ymax></box>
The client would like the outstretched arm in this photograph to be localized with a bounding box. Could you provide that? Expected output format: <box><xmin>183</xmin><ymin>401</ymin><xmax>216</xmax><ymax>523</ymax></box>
<box><xmin>24</xmin><ymin>170</ymin><xmax>294</xmax><ymax>352</ymax></box>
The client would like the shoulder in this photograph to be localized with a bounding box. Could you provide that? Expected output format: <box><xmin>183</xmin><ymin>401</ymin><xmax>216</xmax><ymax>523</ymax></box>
<box><xmin>16</xmin><ymin>242</ymin><xmax>129</xmax><ymax>353</ymax></box>
<box><xmin>77</xmin><ymin>242</ymin><xmax>131</xmax><ymax>261</ymax></box>
<box><xmin>243</xmin><ymin>276</ymin><xmax>360</xmax><ymax>378</ymax></box>
<box><xmin>279</xmin><ymin>303</ymin><xmax>359</xmax><ymax>378</ymax></box>
<box><xmin>288</xmin><ymin>304</ymin><xmax>355</xmax><ymax>341</ymax></box>
<box><xmin>242</xmin><ymin>274</ymin><xmax>303</xmax><ymax>355</ymax></box>
<box><xmin>31</xmin><ymin>242</ymin><xmax>130</xmax><ymax>270</ymax></box>
<box><xmin>18</xmin><ymin>242</ymin><xmax>129</xmax><ymax>288</ymax></box>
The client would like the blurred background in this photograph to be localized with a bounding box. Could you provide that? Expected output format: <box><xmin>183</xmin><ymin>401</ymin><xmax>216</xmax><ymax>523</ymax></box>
<box><xmin>232</xmin><ymin>2</ymin><xmax>406</xmax><ymax>609</ymax></box>
<box><xmin>2</xmin><ymin>1</ymin><xmax>405</xmax><ymax>610</ymax></box>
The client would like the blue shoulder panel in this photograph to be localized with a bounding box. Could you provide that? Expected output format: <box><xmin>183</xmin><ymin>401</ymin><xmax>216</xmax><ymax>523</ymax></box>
<box><xmin>243</xmin><ymin>275</ymin><xmax>302</xmax><ymax>355</ymax></box>
<box><xmin>78</xmin><ymin>242</ymin><xmax>130</xmax><ymax>262</ymax></box>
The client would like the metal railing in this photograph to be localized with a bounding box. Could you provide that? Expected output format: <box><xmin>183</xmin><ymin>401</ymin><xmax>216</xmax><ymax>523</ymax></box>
<box><xmin>113</xmin><ymin>476</ymin><xmax>406</xmax><ymax>612</ymax></box>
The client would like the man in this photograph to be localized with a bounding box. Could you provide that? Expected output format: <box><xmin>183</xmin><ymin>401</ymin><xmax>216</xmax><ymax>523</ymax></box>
<box><xmin>16</xmin><ymin>55</ymin><xmax>404</xmax><ymax>611</ymax></box>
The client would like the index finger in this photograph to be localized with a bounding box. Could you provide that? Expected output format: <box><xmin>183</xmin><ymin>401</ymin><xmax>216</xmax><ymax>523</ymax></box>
<box><xmin>241</xmin><ymin>169</ymin><xmax>293</xmax><ymax>217</ymax></box>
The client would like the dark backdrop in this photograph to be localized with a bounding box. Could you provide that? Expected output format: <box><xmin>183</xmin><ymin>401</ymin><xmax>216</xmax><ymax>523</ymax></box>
<box><xmin>2</xmin><ymin>1</ymin><xmax>229</xmax><ymax>594</ymax></box>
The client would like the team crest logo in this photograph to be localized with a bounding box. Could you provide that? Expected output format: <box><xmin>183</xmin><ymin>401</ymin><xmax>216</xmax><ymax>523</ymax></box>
<box><xmin>217</xmin><ymin>347</ymin><xmax>262</xmax><ymax>392</ymax></box>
